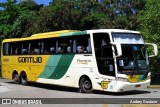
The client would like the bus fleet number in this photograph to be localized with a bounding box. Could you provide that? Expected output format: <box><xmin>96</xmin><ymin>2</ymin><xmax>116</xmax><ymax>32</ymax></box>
<box><xmin>3</xmin><ymin>58</ymin><xmax>9</xmax><ymax>62</ymax></box>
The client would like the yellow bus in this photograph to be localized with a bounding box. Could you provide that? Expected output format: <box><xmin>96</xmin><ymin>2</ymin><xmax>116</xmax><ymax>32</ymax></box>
<box><xmin>1</xmin><ymin>29</ymin><xmax>158</xmax><ymax>93</ymax></box>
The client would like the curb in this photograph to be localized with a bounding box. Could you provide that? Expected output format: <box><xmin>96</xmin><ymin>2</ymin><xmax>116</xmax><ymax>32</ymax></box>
<box><xmin>121</xmin><ymin>105</ymin><xmax>160</xmax><ymax>107</ymax></box>
<box><xmin>147</xmin><ymin>85</ymin><xmax>160</xmax><ymax>88</ymax></box>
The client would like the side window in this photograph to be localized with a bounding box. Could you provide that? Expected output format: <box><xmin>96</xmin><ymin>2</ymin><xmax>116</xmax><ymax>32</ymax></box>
<box><xmin>15</xmin><ymin>43</ymin><xmax>22</xmax><ymax>55</ymax></box>
<box><xmin>10</xmin><ymin>43</ymin><xmax>16</xmax><ymax>55</ymax></box>
<box><xmin>10</xmin><ymin>43</ymin><xmax>14</xmax><ymax>55</ymax></box>
<box><xmin>43</xmin><ymin>39</ymin><xmax>56</xmax><ymax>54</ymax></box>
<box><xmin>74</xmin><ymin>34</ymin><xmax>92</xmax><ymax>54</ymax></box>
<box><xmin>93</xmin><ymin>33</ymin><xmax>110</xmax><ymax>49</ymax></box>
<box><xmin>3</xmin><ymin>43</ymin><xmax>9</xmax><ymax>55</ymax></box>
<box><xmin>93</xmin><ymin>33</ymin><xmax>110</xmax><ymax>58</ymax></box>
<box><xmin>67</xmin><ymin>40</ymin><xmax>72</xmax><ymax>53</ymax></box>
<box><xmin>93</xmin><ymin>33</ymin><xmax>115</xmax><ymax>76</ymax></box>
<box><xmin>29</xmin><ymin>41</ymin><xmax>41</xmax><ymax>54</ymax></box>
<box><xmin>43</xmin><ymin>37</ymin><xmax>72</xmax><ymax>54</ymax></box>
<box><xmin>3</xmin><ymin>42</ymin><xmax>23</xmax><ymax>55</ymax></box>
<box><xmin>57</xmin><ymin>38</ymin><xmax>71</xmax><ymax>54</ymax></box>
<box><xmin>21</xmin><ymin>41</ymin><xmax>29</xmax><ymax>54</ymax></box>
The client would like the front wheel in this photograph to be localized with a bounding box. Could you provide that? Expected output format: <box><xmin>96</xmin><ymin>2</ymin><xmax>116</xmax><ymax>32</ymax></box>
<box><xmin>20</xmin><ymin>72</ymin><xmax>28</xmax><ymax>85</ymax></box>
<box><xmin>79</xmin><ymin>77</ymin><xmax>93</xmax><ymax>93</ymax></box>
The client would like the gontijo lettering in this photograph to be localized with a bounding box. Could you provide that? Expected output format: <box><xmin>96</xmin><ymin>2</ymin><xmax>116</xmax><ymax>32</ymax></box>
<box><xmin>18</xmin><ymin>57</ymin><xmax>42</xmax><ymax>63</ymax></box>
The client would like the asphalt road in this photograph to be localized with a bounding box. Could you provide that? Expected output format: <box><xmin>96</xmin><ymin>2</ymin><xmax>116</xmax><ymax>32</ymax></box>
<box><xmin>0</xmin><ymin>78</ymin><xmax>160</xmax><ymax>107</ymax></box>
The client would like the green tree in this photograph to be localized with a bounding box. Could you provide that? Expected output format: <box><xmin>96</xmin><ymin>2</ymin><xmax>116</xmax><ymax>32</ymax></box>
<box><xmin>102</xmin><ymin>0</ymin><xmax>145</xmax><ymax>30</ymax></box>
<box><xmin>0</xmin><ymin>0</ymin><xmax>147</xmax><ymax>38</ymax></box>
<box><xmin>10</xmin><ymin>0</ymin><xmax>42</xmax><ymax>37</ymax></box>
<box><xmin>19</xmin><ymin>0</ymin><xmax>43</xmax><ymax>11</ymax></box>
<box><xmin>138</xmin><ymin>0</ymin><xmax>160</xmax><ymax>44</ymax></box>
<box><xmin>0</xmin><ymin>0</ymin><xmax>19</xmax><ymax>38</ymax></box>
<box><xmin>138</xmin><ymin>0</ymin><xmax>160</xmax><ymax>76</ymax></box>
<box><xmin>11</xmin><ymin>10</ymin><xmax>40</xmax><ymax>38</ymax></box>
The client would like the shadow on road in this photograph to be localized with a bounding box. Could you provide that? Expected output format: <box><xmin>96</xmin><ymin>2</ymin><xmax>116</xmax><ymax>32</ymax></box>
<box><xmin>93</xmin><ymin>90</ymin><xmax>151</xmax><ymax>96</ymax></box>
<box><xmin>2</xmin><ymin>78</ymin><xmax>151</xmax><ymax>96</ymax></box>
<box><xmin>29</xmin><ymin>82</ymin><xmax>79</xmax><ymax>93</ymax></box>
<box><xmin>5</xmin><ymin>80</ymin><xmax>79</xmax><ymax>93</ymax></box>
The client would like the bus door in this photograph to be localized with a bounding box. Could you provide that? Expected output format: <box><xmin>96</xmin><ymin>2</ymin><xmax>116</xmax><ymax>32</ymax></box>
<box><xmin>93</xmin><ymin>33</ymin><xmax>115</xmax><ymax>76</ymax></box>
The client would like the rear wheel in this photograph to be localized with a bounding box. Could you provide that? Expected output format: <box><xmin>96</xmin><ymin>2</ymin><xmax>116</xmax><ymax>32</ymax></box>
<box><xmin>79</xmin><ymin>77</ymin><xmax>92</xmax><ymax>93</ymax></box>
<box><xmin>20</xmin><ymin>72</ymin><xmax>28</xmax><ymax>85</ymax></box>
<box><xmin>13</xmin><ymin>73</ymin><xmax>20</xmax><ymax>84</ymax></box>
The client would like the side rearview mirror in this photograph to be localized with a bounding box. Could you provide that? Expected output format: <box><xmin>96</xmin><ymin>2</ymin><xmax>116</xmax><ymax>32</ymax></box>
<box><xmin>145</xmin><ymin>43</ymin><xmax>158</xmax><ymax>57</ymax></box>
<box><xmin>110</xmin><ymin>42</ymin><xmax>122</xmax><ymax>57</ymax></box>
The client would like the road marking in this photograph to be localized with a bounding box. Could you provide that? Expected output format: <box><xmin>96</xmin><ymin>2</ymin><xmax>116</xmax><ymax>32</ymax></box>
<box><xmin>102</xmin><ymin>104</ymin><xmax>107</xmax><ymax>107</ymax></box>
<box><xmin>121</xmin><ymin>105</ymin><xmax>160</xmax><ymax>107</ymax></box>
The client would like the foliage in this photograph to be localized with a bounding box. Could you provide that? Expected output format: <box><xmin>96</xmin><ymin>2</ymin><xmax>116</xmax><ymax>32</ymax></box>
<box><xmin>11</xmin><ymin>10</ymin><xmax>40</xmax><ymax>38</ymax></box>
<box><xmin>0</xmin><ymin>0</ymin><xmax>146</xmax><ymax>38</ymax></box>
<box><xmin>0</xmin><ymin>0</ymin><xmax>19</xmax><ymax>38</ymax></box>
<box><xmin>19</xmin><ymin>0</ymin><xmax>42</xmax><ymax>11</ymax></box>
<box><xmin>138</xmin><ymin>0</ymin><xmax>160</xmax><ymax>45</ymax></box>
<box><xmin>137</xmin><ymin>0</ymin><xmax>160</xmax><ymax>74</ymax></box>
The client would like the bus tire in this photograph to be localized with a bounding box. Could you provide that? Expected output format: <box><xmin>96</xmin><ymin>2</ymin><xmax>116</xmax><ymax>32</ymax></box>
<box><xmin>20</xmin><ymin>72</ymin><xmax>28</xmax><ymax>85</ymax></box>
<box><xmin>13</xmin><ymin>72</ymin><xmax>20</xmax><ymax>84</ymax></box>
<box><xmin>79</xmin><ymin>77</ymin><xmax>93</xmax><ymax>93</ymax></box>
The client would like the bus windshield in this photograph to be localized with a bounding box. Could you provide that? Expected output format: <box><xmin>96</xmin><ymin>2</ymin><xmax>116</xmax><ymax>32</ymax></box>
<box><xmin>116</xmin><ymin>45</ymin><xmax>149</xmax><ymax>74</ymax></box>
<box><xmin>112</xmin><ymin>33</ymin><xmax>149</xmax><ymax>74</ymax></box>
<box><xmin>112</xmin><ymin>33</ymin><xmax>144</xmax><ymax>44</ymax></box>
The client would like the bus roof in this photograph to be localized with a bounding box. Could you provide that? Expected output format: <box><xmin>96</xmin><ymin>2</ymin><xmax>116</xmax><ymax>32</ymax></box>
<box><xmin>2</xmin><ymin>29</ymin><xmax>140</xmax><ymax>43</ymax></box>
<box><xmin>2</xmin><ymin>30</ymin><xmax>87</xmax><ymax>43</ymax></box>
<box><xmin>31</xmin><ymin>30</ymin><xmax>78</xmax><ymax>37</ymax></box>
<box><xmin>87</xmin><ymin>29</ymin><xmax>141</xmax><ymax>34</ymax></box>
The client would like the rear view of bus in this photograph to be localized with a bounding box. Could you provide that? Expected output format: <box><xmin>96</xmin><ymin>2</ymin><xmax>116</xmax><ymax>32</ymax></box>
<box><xmin>91</xmin><ymin>29</ymin><xmax>158</xmax><ymax>92</ymax></box>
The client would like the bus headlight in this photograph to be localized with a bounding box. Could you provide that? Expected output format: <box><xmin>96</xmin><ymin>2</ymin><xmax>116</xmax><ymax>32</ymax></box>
<box><xmin>117</xmin><ymin>77</ymin><xmax>128</xmax><ymax>82</ymax></box>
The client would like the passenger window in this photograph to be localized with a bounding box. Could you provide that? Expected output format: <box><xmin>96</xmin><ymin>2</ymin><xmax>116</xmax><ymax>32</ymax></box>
<box><xmin>15</xmin><ymin>44</ymin><xmax>22</xmax><ymax>55</ymax></box>
<box><xmin>21</xmin><ymin>42</ymin><xmax>29</xmax><ymax>54</ymax></box>
<box><xmin>67</xmin><ymin>46</ymin><xmax>71</xmax><ymax>53</ymax></box>
<box><xmin>22</xmin><ymin>49</ymin><xmax>27</xmax><ymax>54</ymax></box>
<box><xmin>57</xmin><ymin>37</ymin><xmax>72</xmax><ymax>54</ymax></box>
<box><xmin>29</xmin><ymin>41</ymin><xmax>42</xmax><ymax>54</ymax></box>
<box><xmin>3</xmin><ymin>43</ymin><xmax>9</xmax><ymax>55</ymax></box>
<box><xmin>43</xmin><ymin>39</ymin><xmax>56</xmax><ymax>54</ymax></box>
<box><xmin>50</xmin><ymin>47</ymin><xmax>55</xmax><ymax>54</ymax></box>
<box><xmin>74</xmin><ymin>34</ymin><xmax>91</xmax><ymax>54</ymax></box>
<box><xmin>34</xmin><ymin>49</ymin><xmax>39</xmax><ymax>54</ymax></box>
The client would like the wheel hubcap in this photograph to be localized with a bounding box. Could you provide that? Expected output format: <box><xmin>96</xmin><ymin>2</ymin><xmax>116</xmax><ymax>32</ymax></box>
<box><xmin>14</xmin><ymin>75</ymin><xmax>19</xmax><ymax>82</ymax></box>
<box><xmin>84</xmin><ymin>81</ymin><xmax>91</xmax><ymax>89</ymax></box>
<box><xmin>22</xmin><ymin>74</ymin><xmax>26</xmax><ymax>80</ymax></box>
